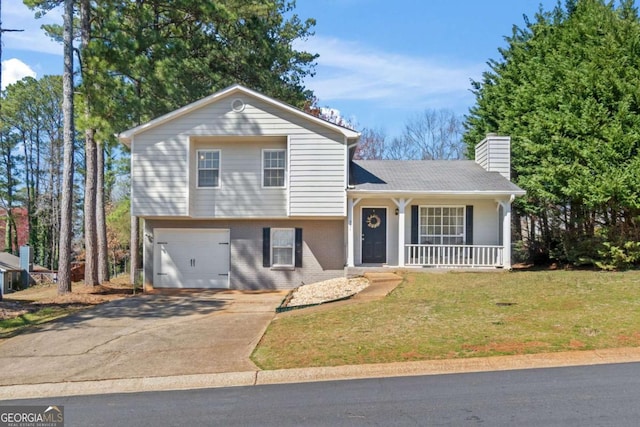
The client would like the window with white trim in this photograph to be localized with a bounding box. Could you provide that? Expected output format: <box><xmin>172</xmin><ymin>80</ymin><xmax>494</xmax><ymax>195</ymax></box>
<box><xmin>197</xmin><ymin>150</ymin><xmax>220</xmax><ymax>188</ymax></box>
<box><xmin>419</xmin><ymin>206</ymin><xmax>465</xmax><ymax>244</ymax></box>
<box><xmin>271</xmin><ymin>228</ymin><xmax>295</xmax><ymax>267</ymax></box>
<box><xmin>263</xmin><ymin>149</ymin><xmax>286</xmax><ymax>187</ymax></box>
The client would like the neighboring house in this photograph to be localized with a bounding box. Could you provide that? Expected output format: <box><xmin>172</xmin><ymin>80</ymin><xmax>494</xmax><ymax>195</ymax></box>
<box><xmin>0</xmin><ymin>247</ymin><xmax>44</xmax><ymax>295</ymax></box>
<box><xmin>118</xmin><ymin>85</ymin><xmax>525</xmax><ymax>291</ymax></box>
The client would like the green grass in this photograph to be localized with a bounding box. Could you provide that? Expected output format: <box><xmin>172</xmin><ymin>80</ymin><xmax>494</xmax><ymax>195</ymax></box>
<box><xmin>252</xmin><ymin>270</ymin><xmax>640</xmax><ymax>369</ymax></box>
<box><xmin>0</xmin><ymin>306</ymin><xmax>82</xmax><ymax>337</ymax></box>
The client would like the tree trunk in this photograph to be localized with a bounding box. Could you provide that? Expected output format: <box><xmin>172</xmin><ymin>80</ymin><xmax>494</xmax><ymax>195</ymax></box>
<box><xmin>84</xmin><ymin>128</ymin><xmax>99</xmax><ymax>286</ymax></box>
<box><xmin>58</xmin><ymin>0</ymin><xmax>75</xmax><ymax>295</ymax></box>
<box><xmin>81</xmin><ymin>0</ymin><xmax>98</xmax><ymax>287</ymax></box>
<box><xmin>130</xmin><ymin>216</ymin><xmax>139</xmax><ymax>287</ymax></box>
<box><xmin>4</xmin><ymin>208</ymin><xmax>13</xmax><ymax>254</ymax></box>
<box><xmin>97</xmin><ymin>142</ymin><xmax>109</xmax><ymax>283</ymax></box>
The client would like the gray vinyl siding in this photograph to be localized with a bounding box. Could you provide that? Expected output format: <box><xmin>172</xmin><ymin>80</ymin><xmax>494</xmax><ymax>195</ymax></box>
<box><xmin>474</xmin><ymin>135</ymin><xmax>511</xmax><ymax>180</ymax></box>
<box><xmin>131</xmin><ymin>93</ymin><xmax>347</xmax><ymax>217</ymax></box>
<box><xmin>143</xmin><ymin>219</ymin><xmax>346</xmax><ymax>290</ymax></box>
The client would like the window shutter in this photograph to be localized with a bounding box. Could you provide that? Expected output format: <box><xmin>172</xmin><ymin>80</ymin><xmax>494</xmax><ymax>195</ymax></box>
<box><xmin>465</xmin><ymin>206</ymin><xmax>474</xmax><ymax>245</ymax></box>
<box><xmin>263</xmin><ymin>227</ymin><xmax>271</xmax><ymax>267</ymax></box>
<box><xmin>295</xmin><ymin>228</ymin><xmax>303</xmax><ymax>268</ymax></box>
<box><xmin>411</xmin><ymin>205</ymin><xmax>419</xmax><ymax>244</ymax></box>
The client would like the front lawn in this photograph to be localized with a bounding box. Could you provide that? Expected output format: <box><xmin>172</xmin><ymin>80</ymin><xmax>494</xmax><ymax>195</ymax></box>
<box><xmin>252</xmin><ymin>270</ymin><xmax>640</xmax><ymax>369</ymax></box>
<box><xmin>0</xmin><ymin>276</ymin><xmax>135</xmax><ymax>338</ymax></box>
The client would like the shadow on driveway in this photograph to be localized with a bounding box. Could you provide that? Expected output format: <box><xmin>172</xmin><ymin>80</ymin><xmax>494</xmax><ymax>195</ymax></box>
<box><xmin>0</xmin><ymin>290</ymin><xmax>285</xmax><ymax>387</ymax></box>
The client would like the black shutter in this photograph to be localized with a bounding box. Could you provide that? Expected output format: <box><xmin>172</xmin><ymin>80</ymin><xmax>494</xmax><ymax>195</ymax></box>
<box><xmin>263</xmin><ymin>227</ymin><xmax>271</xmax><ymax>267</ymax></box>
<box><xmin>295</xmin><ymin>228</ymin><xmax>303</xmax><ymax>268</ymax></box>
<box><xmin>465</xmin><ymin>206</ymin><xmax>474</xmax><ymax>245</ymax></box>
<box><xmin>411</xmin><ymin>205</ymin><xmax>419</xmax><ymax>244</ymax></box>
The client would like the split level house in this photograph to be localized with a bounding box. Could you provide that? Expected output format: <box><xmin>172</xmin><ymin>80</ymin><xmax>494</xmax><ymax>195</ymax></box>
<box><xmin>118</xmin><ymin>84</ymin><xmax>525</xmax><ymax>291</ymax></box>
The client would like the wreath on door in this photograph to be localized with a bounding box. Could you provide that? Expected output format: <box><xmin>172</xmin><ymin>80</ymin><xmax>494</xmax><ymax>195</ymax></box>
<box><xmin>366</xmin><ymin>213</ymin><xmax>382</xmax><ymax>229</ymax></box>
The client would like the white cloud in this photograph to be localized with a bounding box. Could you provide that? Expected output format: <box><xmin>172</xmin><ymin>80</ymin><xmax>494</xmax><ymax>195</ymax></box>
<box><xmin>297</xmin><ymin>36</ymin><xmax>484</xmax><ymax>109</ymax></box>
<box><xmin>3</xmin><ymin>2</ymin><xmax>63</xmax><ymax>56</ymax></box>
<box><xmin>2</xmin><ymin>59</ymin><xmax>37</xmax><ymax>89</ymax></box>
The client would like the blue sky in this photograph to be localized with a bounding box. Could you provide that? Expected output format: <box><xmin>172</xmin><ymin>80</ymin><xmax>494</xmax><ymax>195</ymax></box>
<box><xmin>3</xmin><ymin>0</ymin><xmax>559</xmax><ymax>138</ymax></box>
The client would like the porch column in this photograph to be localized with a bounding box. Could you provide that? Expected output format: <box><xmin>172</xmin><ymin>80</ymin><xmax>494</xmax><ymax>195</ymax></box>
<box><xmin>398</xmin><ymin>203</ymin><xmax>406</xmax><ymax>267</ymax></box>
<box><xmin>392</xmin><ymin>198</ymin><xmax>412</xmax><ymax>267</ymax></box>
<box><xmin>347</xmin><ymin>197</ymin><xmax>361</xmax><ymax>267</ymax></box>
<box><xmin>500</xmin><ymin>196</ymin><xmax>514</xmax><ymax>269</ymax></box>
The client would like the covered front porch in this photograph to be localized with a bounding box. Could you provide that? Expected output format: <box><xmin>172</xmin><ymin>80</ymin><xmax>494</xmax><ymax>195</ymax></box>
<box><xmin>346</xmin><ymin>195</ymin><xmax>515</xmax><ymax>269</ymax></box>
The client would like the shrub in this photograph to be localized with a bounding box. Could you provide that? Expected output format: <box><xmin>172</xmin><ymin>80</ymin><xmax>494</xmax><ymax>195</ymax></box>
<box><xmin>596</xmin><ymin>241</ymin><xmax>640</xmax><ymax>271</ymax></box>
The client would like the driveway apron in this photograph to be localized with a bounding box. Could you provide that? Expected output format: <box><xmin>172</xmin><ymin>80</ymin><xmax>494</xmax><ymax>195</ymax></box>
<box><xmin>0</xmin><ymin>291</ymin><xmax>285</xmax><ymax>386</ymax></box>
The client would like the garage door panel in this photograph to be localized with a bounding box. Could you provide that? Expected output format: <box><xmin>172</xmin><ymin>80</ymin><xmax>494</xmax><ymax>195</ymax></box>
<box><xmin>154</xmin><ymin>229</ymin><xmax>230</xmax><ymax>289</ymax></box>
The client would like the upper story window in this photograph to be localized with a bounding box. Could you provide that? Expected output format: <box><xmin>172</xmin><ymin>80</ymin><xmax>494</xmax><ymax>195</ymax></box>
<box><xmin>263</xmin><ymin>149</ymin><xmax>286</xmax><ymax>188</ymax></box>
<box><xmin>197</xmin><ymin>150</ymin><xmax>220</xmax><ymax>188</ymax></box>
<box><xmin>419</xmin><ymin>206</ymin><xmax>465</xmax><ymax>244</ymax></box>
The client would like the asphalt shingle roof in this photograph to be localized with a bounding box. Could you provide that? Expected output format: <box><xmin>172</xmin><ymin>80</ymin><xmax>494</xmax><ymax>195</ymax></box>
<box><xmin>350</xmin><ymin>160</ymin><xmax>524</xmax><ymax>194</ymax></box>
<box><xmin>0</xmin><ymin>252</ymin><xmax>22</xmax><ymax>272</ymax></box>
<box><xmin>0</xmin><ymin>251</ymin><xmax>47</xmax><ymax>272</ymax></box>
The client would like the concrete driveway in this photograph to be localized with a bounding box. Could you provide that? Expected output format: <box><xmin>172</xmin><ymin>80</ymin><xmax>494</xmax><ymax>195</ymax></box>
<box><xmin>0</xmin><ymin>290</ymin><xmax>285</xmax><ymax>386</ymax></box>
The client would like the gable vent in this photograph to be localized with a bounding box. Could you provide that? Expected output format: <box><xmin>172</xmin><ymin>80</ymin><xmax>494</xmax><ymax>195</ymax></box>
<box><xmin>231</xmin><ymin>98</ymin><xmax>245</xmax><ymax>112</ymax></box>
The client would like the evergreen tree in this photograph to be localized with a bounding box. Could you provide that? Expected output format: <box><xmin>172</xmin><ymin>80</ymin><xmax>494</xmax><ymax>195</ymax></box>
<box><xmin>464</xmin><ymin>0</ymin><xmax>640</xmax><ymax>266</ymax></box>
<box><xmin>58</xmin><ymin>0</ymin><xmax>75</xmax><ymax>294</ymax></box>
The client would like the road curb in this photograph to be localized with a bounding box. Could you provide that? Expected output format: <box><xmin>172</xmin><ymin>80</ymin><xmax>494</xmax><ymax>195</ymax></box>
<box><xmin>2</xmin><ymin>347</ymin><xmax>640</xmax><ymax>400</ymax></box>
<box><xmin>0</xmin><ymin>371</ymin><xmax>257</xmax><ymax>400</ymax></box>
<box><xmin>256</xmin><ymin>347</ymin><xmax>640</xmax><ymax>385</ymax></box>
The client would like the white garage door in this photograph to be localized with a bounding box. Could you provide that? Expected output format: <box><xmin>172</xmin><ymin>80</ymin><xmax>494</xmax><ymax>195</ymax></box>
<box><xmin>153</xmin><ymin>229</ymin><xmax>230</xmax><ymax>288</ymax></box>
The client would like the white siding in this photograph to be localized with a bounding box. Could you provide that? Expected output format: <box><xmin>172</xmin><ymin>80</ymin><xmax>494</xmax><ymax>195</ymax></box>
<box><xmin>130</xmin><ymin>93</ymin><xmax>348</xmax><ymax>218</ymax></box>
<box><xmin>475</xmin><ymin>141</ymin><xmax>488</xmax><ymax>170</ymax></box>
<box><xmin>131</xmin><ymin>137</ymin><xmax>189</xmax><ymax>217</ymax></box>
<box><xmin>289</xmin><ymin>133</ymin><xmax>346</xmax><ymax>216</ymax></box>
<box><xmin>474</xmin><ymin>134</ymin><xmax>511</xmax><ymax>180</ymax></box>
<box><xmin>190</xmin><ymin>137</ymin><xmax>287</xmax><ymax>217</ymax></box>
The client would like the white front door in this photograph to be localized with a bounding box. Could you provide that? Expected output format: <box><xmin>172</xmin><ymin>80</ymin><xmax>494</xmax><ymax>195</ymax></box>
<box><xmin>153</xmin><ymin>229</ymin><xmax>230</xmax><ymax>288</ymax></box>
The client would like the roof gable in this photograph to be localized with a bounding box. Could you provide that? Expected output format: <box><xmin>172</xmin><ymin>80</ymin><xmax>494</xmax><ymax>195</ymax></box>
<box><xmin>118</xmin><ymin>84</ymin><xmax>360</xmax><ymax>146</ymax></box>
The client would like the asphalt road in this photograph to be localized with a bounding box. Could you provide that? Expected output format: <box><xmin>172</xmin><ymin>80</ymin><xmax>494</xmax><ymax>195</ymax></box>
<box><xmin>5</xmin><ymin>363</ymin><xmax>640</xmax><ymax>426</ymax></box>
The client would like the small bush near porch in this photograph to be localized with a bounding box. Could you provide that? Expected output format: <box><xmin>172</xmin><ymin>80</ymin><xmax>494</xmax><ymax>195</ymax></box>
<box><xmin>252</xmin><ymin>270</ymin><xmax>640</xmax><ymax>369</ymax></box>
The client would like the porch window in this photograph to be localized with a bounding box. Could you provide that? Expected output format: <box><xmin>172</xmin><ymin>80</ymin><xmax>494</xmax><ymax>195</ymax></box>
<box><xmin>419</xmin><ymin>206</ymin><xmax>465</xmax><ymax>244</ymax></box>
<box><xmin>197</xmin><ymin>150</ymin><xmax>220</xmax><ymax>188</ymax></box>
<box><xmin>263</xmin><ymin>149</ymin><xmax>286</xmax><ymax>187</ymax></box>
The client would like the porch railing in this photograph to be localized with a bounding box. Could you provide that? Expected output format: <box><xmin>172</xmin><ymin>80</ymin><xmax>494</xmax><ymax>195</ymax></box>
<box><xmin>405</xmin><ymin>244</ymin><xmax>504</xmax><ymax>268</ymax></box>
